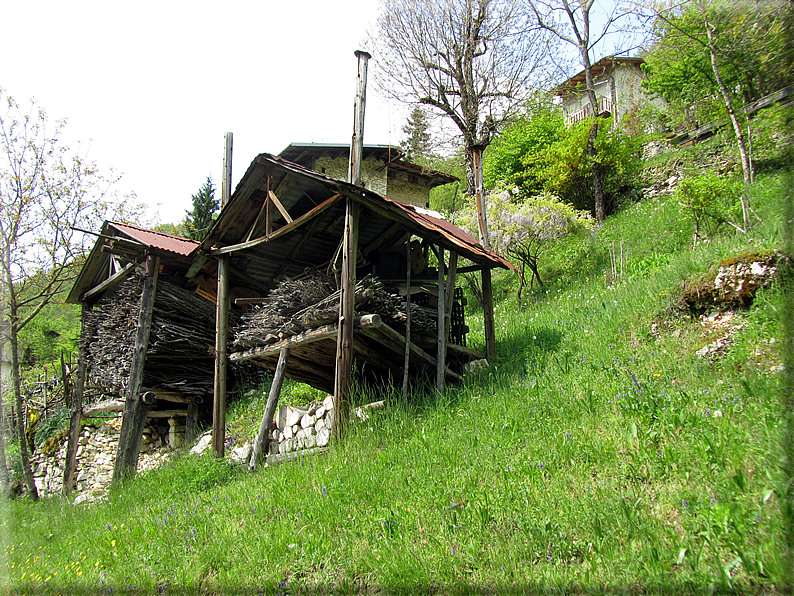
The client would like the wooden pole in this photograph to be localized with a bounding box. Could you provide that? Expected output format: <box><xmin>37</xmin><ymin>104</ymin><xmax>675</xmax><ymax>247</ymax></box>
<box><xmin>63</xmin><ymin>304</ymin><xmax>88</xmax><ymax>495</ymax></box>
<box><xmin>213</xmin><ymin>132</ymin><xmax>233</xmax><ymax>458</ymax></box>
<box><xmin>348</xmin><ymin>50</ymin><xmax>371</xmax><ymax>187</ymax></box>
<box><xmin>185</xmin><ymin>400</ymin><xmax>198</xmax><ymax>445</ymax></box>
<box><xmin>436</xmin><ymin>247</ymin><xmax>446</xmax><ymax>396</ymax></box>
<box><xmin>445</xmin><ymin>252</ymin><xmax>458</xmax><ymax>342</ymax></box>
<box><xmin>482</xmin><ymin>267</ymin><xmax>496</xmax><ymax>363</ymax></box>
<box><xmin>249</xmin><ymin>347</ymin><xmax>289</xmax><ymax>470</ymax></box>
<box><xmin>333</xmin><ymin>197</ymin><xmax>359</xmax><ymax>433</ymax></box>
<box><xmin>402</xmin><ymin>241</ymin><xmax>412</xmax><ymax>402</ymax></box>
<box><xmin>113</xmin><ymin>255</ymin><xmax>159</xmax><ymax>483</ymax></box>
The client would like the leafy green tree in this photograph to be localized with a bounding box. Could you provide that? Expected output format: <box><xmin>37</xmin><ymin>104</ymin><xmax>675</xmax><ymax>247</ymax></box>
<box><xmin>184</xmin><ymin>176</ymin><xmax>218</xmax><ymax>240</ymax></box>
<box><xmin>401</xmin><ymin>106</ymin><xmax>433</xmax><ymax>164</ymax></box>
<box><xmin>641</xmin><ymin>0</ymin><xmax>793</xmax><ymax>193</ymax></box>
<box><xmin>483</xmin><ymin>108</ymin><xmax>564</xmax><ymax>193</ymax></box>
<box><xmin>1</xmin><ymin>89</ymin><xmax>129</xmax><ymax>499</ymax></box>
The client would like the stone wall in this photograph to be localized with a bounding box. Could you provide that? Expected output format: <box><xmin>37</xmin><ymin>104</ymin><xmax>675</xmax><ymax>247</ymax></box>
<box><xmin>30</xmin><ymin>416</ymin><xmax>179</xmax><ymax>504</ymax></box>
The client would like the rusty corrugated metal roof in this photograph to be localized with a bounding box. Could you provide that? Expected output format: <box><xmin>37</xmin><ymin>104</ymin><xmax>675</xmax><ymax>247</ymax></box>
<box><xmin>109</xmin><ymin>222</ymin><xmax>199</xmax><ymax>257</ymax></box>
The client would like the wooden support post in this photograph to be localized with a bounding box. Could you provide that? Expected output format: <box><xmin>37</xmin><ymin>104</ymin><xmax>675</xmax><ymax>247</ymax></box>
<box><xmin>482</xmin><ymin>267</ymin><xmax>496</xmax><ymax>363</ymax></box>
<box><xmin>333</xmin><ymin>197</ymin><xmax>359</xmax><ymax>433</ymax></box>
<box><xmin>249</xmin><ymin>347</ymin><xmax>289</xmax><ymax>470</ymax></box>
<box><xmin>402</xmin><ymin>241</ymin><xmax>411</xmax><ymax>402</ymax></box>
<box><xmin>445</xmin><ymin>252</ymin><xmax>458</xmax><ymax>343</ymax></box>
<box><xmin>113</xmin><ymin>255</ymin><xmax>159</xmax><ymax>483</ymax></box>
<box><xmin>213</xmin><ymin>132</ymin><xmax>233</xmax><ymax>458</ymax></box>
<box><xmin>213</xmin><ymin>253</ymin><xmax>230</xmax><ymax>458</ymax></box>
<box><xmin>63</xmin><ymin>304</ymin><xmax>88</xmax><ymax>496</ymax></box>
<box><xmin>436</xmin><ymin>247</ymin><xmax>446</xmax><ymax>395</ymax></box>
<box><xmin>185</xmin><ymin>400</ymin><xmax>198</xmax><ymax>445</ymax></box>
<box><xmin>472</xmin><ymin>145</ymin><xmax>490</xmax><ymax>250</ymax></box>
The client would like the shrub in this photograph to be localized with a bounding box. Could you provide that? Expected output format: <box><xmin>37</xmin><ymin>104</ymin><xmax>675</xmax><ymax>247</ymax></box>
<box><xmin>675</xmin><ymin>173</ymin><xmax>745</xmax><ymax>242</ymax></box>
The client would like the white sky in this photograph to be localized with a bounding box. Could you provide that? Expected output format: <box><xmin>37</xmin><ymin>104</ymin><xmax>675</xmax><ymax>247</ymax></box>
<box><xmin>1</xmin><ymin>0</ymin><xmax>404</xmax><ymax>226</ymax></box>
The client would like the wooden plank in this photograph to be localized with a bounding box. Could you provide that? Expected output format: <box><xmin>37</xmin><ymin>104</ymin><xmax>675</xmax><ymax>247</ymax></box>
<box><xmin>245</xmin><ymin>192</ymin><xmax>271</xmax><ymax>242</ymax></box>
<box><xmin>213</xmin><ymin>253</ymin><xmax>230</xmax><ymax>458</ymax></box>
<box><xmin>360</xmin><ymin>322</ymin><xmax>462</xmax><ymax>384</ymax></box>
<box><xmin>63</xmin><ymin>304</ymin><xmax>88</xmax><ymax>496</ymax></box>
<box><xmin>268</xmin><ymin>189</ymin><xmax>294</xmax><ymax>224</ymax></box>
<box><xmin>81</xmin><ymin>262</ymin><xmax>136</xmax><ymax>302</ymax></box>
<box><xmin>211</xmin><ymin>194</ymin><xmax>342</xmax><ymax>256</ymax></box>
<box><xmin>82</xmin><ymin>399</ymin><xmax>125</xmax><ymax>417</ymax></box>
<box><xmin>333</xmin><ymin>198</ymin><xmax>359</xmax><ymax>434</ymax></box>
<box><xmin>146</xmin><ymin>410</ymin><xmax>188</xmax><ymax>419</ymax></box>
<box><xmin>113</xmin><ymin>255</ymin><xmax>159</xmax><ymax>483</ymax></box>
<box><xmin>249</xmin><ymin>347</ymin><xmax>289</xmax><ymax>470</ymax></box>
<box><xmin>482</xmin><ymin>267</ymin><xmax>496</xmax><ymax>362</ymax></box>
<box><xmin>272</xmin><ymin>216</ymin><xmax>323</xmax><ymax>279</ymax></box>
<box><xmin>229</xmin><ymin>314</ymin><xmax>382</xmax><ymax>363</ymax></box>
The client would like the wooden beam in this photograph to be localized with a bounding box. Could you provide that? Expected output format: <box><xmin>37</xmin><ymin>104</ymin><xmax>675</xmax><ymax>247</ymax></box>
<box><xmin>229</xmin><ymin>314</ymin><xmax>381</xmax><ymax>363</ymax></box>
<box><xmin>211</xmin><ymin>194</ymin><xmax>342</xmax><ymax>256</ymax></box>
<box><xmin>213</xmin><ymin>253</ymin><xmax>230</xmax><ymax>458</ymax></box>
<box><xmin>185</xmin><ymin>401</ymin><xmax>198</xmax><ymax>445</ymax></box>
<box><xmin>402</xmin><ymin>241</ymin><xmax>411</xmax><ymax>401</ymax></box>
<box><xmin>272</xmin><ymin>216</ymin><xmax>323</xmax><ymax>279</ymax></box>
<box><xmin>333</xmin><ymin>198</ymin><xmax>359</xmax><ymax>434</ymax></box>
<box><xmin>113</xmin><ymin>255</ymin><xmax>159</xmax><ymax>483</ymax></box>
<box><xmin>82</xmin><ymin>399</ymin><xmax>125</xmax><ymax>418</ymax></box>
<box><xmin>437</xmin><ymin>247</ymin><xmax>446</xmax><ymax>395</ymax></box>
<box><xmin>268</xmin><ymin>189</ymin><xmax>294</xmax><ymax>224</ymax></box>
<box><xmin>249</xmin><ymin>347</ymin><xmax>289</xmax><ymax>470</ymax></box>
<box><xmin>482</xmin><ymin>267</ymin><xmax>496</xmax><ymax>362</ymax></box>
<box><xmin>265</xmin><ymin>446</ymin><xmax>329</xmax><ymax>466</ymax></box>
<box><xmin>81</xmin><ymin>262</ymin><xmax>136</xmax><ymax>302</ymax></box>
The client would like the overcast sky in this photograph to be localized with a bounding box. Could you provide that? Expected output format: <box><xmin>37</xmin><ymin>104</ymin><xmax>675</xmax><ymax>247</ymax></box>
<box><xmin>1</xmin><ymin>0</ymin><xmax>404</xmax><ymax>226</ymax></box>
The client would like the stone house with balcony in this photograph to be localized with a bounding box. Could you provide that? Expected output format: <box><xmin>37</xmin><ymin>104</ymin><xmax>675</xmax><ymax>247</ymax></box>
<box><xmin>554</xmin><ymin>57</ymin><xmax>660</xmax><ymax>126</ymax></box>
<box><xmin>279</xmin><ymin>143</ymin><xmax>456</xmax><ymax>209</ymax></box>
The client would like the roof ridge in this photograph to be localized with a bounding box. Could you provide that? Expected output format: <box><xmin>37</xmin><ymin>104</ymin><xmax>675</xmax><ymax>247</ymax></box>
<box><xmin>110</xmin><ymin>221</ymin><xmax>200</xmax><ymax>245</ymax></box>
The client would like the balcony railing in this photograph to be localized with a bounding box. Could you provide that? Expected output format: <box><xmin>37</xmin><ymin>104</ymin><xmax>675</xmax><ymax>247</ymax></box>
<box><xmin>565</xmin><ymin>96</ymin><xmax>614</xmax><ymax>125</ymax></box>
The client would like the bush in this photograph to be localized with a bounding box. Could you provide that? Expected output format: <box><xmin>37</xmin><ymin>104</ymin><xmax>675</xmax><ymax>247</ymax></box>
<box><xmin>34</xmin><ymin>408</ymin><xmax>71</xmax><ymax>451</ymax></box>
<box><xmin>675</xmin><ymin>173</ymin><xmax>745</xmax><ymax>241</ymax></box>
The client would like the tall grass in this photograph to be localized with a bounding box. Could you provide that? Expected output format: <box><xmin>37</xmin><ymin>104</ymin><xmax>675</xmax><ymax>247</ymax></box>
<box><xmin>3</xmin><ymin>163</ymin><xmax>789</xmax><ymax>594</ymax></box>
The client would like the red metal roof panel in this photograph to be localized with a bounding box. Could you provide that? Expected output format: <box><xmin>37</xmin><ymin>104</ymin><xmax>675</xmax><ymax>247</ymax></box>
<box><xmin>109</xmin><ymin>222</ymin><xmax>199</xmax><ymax>257</ymax></box>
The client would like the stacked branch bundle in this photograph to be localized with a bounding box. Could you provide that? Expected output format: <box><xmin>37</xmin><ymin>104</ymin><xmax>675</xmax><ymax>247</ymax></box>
<box><xmin>82</xmin><ymin>272</ymin><xmax>244</xmax><ymax>401</ymax></box>
<box><xmin>233</xmin><ymin>271</ymin><xmax>437</xmax><ymax>349</ymax></box>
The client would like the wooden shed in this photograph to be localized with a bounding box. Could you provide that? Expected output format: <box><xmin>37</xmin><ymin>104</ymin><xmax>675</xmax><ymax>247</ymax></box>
<box><xmin>189</xmin><ymin>152</ymin><xmax>512</xmax><ymax>458</ymax></box>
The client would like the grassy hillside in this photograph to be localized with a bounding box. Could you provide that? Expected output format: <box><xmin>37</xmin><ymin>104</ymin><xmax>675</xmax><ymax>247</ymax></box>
<box><xmin>2</xmin><ymin>146</ymin><xmax>791</xmax><ymax>594</ymax></box>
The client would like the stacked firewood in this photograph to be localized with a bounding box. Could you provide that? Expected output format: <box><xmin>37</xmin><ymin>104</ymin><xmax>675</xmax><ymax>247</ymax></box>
<box><xmin>234</xmin><ymin>272</ymin><xmax>437</xmax><ymax>348</ymax></box>
<box><xmin>82</xmin><ymin>272</ymin><xmax>251</xmax><ymax>401</ymax></box>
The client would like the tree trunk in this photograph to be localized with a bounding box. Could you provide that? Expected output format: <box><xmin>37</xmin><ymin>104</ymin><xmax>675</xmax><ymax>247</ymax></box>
<box><xmin>9</xmin><ymin>303</ymin><xmax>38</xmax><ymax>500</ymax></box>
<box><xmin>582</xmin><ymin>50</ymin><xmax>606</xmax><ymax>224</ymax></box>
<box><xmin>701</xmin><ymin>4</ymin><xmax>752</xmax><ymax>229</ymax></box>
<box><xmin>0</xmin><ymin>330</ymin><xmax>10</xmax><ymax>496</ymax></box>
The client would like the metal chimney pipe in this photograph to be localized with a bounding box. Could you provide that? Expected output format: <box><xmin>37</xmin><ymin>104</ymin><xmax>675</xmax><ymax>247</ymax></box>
<box><xmin>348</xmin><ymin>50</ymin><xmax>371</xmax><ymax>187</ymax></box>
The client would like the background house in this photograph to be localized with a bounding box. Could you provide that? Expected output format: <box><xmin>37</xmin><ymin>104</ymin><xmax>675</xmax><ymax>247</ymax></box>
<box><xmin>554</xmin><ymin>57</ymin><xmax>659</xmax><ymax>125</ymax></box>
<box><xmin>279</xmin><ymin>143</ymin><xmax>456</xmax><ymax>208</ymax></box>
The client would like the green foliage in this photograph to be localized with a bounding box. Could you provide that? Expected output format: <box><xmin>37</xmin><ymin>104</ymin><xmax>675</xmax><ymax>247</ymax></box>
<box><xmin>641</xmin><ymin>0</ymin><xmax>794</xmax><ymax>133</ymax></box>
<box><xmin>35</xmin><ymin>410</ymin><xmax>71</xmax><ymax>452</ymax></box>
<box><xmin>152</xmin><ymin>222</ymin><xmax>188</xmax><ymax>237</ymax></box>
<box><xmin>184</xmin><ymin>176</ymin><xmax>218</xmax><ymax>241</ymax></box>
<box><xmin>16</xmin><ymin>303</ymin><xmax>80</xmax><ymax>367</ymax></box>
<box><xmin>675</xmin><ymin>173</ymin><xmax>744</xmax><ymax>240</ymax></box>
<box><xmin>485</xmin><ymin>110</ymin><xmax>645</xmax><ymax>215</ymax></box>
<box><xmin>483</xmin><ymin>108</ymin><xmax>564</xmax><ymax>193</ymax></box>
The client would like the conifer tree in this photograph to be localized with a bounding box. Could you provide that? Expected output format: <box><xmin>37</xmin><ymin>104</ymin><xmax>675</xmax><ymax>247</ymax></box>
<box><xmin>401</xmin><ymin>106</ymin><xmax>433</xmax><ymax>164</ymax></box>
<box><xmin>185</xmin><ymin>176</ymin><xmax>218</xmax><ymax>240</ymax></box>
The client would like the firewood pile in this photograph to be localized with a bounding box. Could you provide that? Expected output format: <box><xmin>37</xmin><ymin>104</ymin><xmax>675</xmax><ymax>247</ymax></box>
<box><xmin>82</xmin><ymin>272</ymin><xmax>246</xmax><ymax>401</ymax></box>
<box><xmin>234</xmin><ymin>272</ymin><xmax>437</xmax><ymax>349</ymax></box>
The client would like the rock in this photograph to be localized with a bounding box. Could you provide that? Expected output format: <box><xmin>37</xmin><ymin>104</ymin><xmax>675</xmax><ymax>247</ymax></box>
<box><xmin>301</xmin><ymin>414</ymin><xmax>316</xmax><ymax>429</ymax></box>
<box><xmin>315</xmin><ymin>418</ymin><xmax>326</xmax><ymax>433</ymax></box>
<box><xmin>190</xmin><ymin>433</ymin><xmax>213</xmax><ymax>455</ymax></box>
<box><xmin>283</xmin><ymin>425</ymin><xmax>293</xmax><ymax>440</ymax></box>
<box><xmin>316</xmin><ymin>427</ymin><xmax>331</xmax><ymax>447</ymax></box>
<box><xmin>465</xmin><ymin>358</ymin><xmax>490</xmax><ymax>374</ymax></box>
<box><xmin>323</xmin><ymin>395</ymin><xmax>334</xmax><ymax>410</ymax></box>
<box><xmin>305</xmin><ymin>434</ymin><xmax>316</xmax><ymax>449</ymax></box>
<box><xmin>73</xmin><ymin>493</ymin><xmax>94</xmax><ymax>506</ymax></box>
<box><xmin>315</xmin><ymin>406</ymin><xmax>326</xmax><ymax>419</ymax></box>
<box><xmin>229</xmin><ymin>442</ymin><xmax>252</xmax><ymax>464</ymax></box>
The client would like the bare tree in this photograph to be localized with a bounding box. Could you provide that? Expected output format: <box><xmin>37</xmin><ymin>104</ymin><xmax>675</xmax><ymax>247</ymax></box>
<box><xmin>0</xmin><ymin>89</ymin><xmax>136</xmax><ymax>499</ymax></box>
<box><xmin>370</xmin><ymin>0</ymin><xmax>559</xmax><ymax>244</ymax></box>
<box><xmin>528</xmin><ymin>0</ymin><xmax>636</xmax><ymax>223</ymax></box>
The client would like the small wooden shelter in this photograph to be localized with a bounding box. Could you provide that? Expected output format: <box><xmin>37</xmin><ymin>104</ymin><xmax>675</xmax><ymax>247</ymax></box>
<box><xmin>190</xmin><ymin>152</ymin><xmax>512</xmax><ymax>458</ymax></box>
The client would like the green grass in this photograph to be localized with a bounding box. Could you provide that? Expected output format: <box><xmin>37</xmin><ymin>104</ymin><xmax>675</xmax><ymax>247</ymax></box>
<box><xmin>3</xmin><ymin>154</ymin><xmax>790</xmax><ymax>594</ymax></box>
